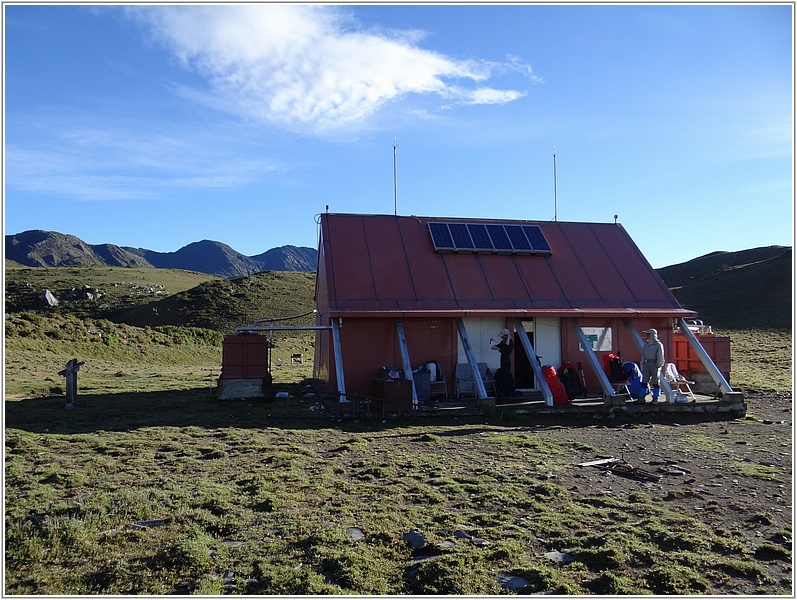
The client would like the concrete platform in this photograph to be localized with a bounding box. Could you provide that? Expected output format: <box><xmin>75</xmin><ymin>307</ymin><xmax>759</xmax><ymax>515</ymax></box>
<box><xmin>406</xmin><ymin>390</ymin><xmax>747</xmax><ymax>420</ymax></box>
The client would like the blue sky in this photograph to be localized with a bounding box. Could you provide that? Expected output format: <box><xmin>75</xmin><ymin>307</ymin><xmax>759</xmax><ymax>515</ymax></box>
<box><xmin>3</xmin><ymin>3</ymin><xmax>793</xmax><ymax>268</ymax></box>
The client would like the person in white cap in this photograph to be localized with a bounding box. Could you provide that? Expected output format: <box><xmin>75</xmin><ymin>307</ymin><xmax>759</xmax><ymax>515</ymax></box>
<box><xmin>639</xmin><ymin>328</ymin><xmax>665</xmax><ymax>403</ymax></box>
<box><xmin>491</xmin><ymin>328</ymin><xmax>514</xmax><ymax>397</ymax></box>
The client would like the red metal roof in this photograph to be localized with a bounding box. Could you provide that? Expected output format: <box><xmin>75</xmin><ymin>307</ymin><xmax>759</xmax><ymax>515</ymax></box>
<box><xmin>317</xmin><ymin>213</ymin><xmax>694</xmax><ymax>319</ymax></box>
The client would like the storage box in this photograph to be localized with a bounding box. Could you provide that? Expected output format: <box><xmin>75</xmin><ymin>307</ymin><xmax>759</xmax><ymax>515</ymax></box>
<box><xmin>221</xmin><ymin>335</ymin><xmax>270</xmax><ymax>379</ymax></box>
<box><xmin>372</xmin><ymin>378</ymin><xmax>413</xmax><ymax>414</ymax></box>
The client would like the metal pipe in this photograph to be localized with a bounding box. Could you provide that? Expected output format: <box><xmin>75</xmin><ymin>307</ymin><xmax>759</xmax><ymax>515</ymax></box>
<box><xmin>331</xmin><ymin>318</ymin><xmax>347</xmax><ymax>402</ymax></box>
<box><xmin>250</xmin><ymin>309</ymin><xmax>317</xmax><ymax>327</ymax></box>
<box><xmin>235</xmin><ymin>325</ymin><xmax>331</xmax><ymax>332</ymax></box>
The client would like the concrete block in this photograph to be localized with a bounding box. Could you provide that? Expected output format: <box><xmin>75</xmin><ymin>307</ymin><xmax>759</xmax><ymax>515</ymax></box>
<box><xmin>217</xmin><ymin>378</ymin><xmax>267</xmax><ymax>400</ymax></box>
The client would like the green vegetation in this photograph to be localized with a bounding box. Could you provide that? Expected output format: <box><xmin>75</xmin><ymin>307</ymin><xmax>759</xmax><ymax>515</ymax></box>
<box><xmin>720</xmin><ymin>328</ymin><xmax>793</xmax><ymax>392</ymax></box>
<box><xmin>4</xmin><ymin>394</ymin><xmax>791</xmax><ymax>595</ymax></box>
<box><xmin>4</xmin><ymin>267</ymin><xmax>316</xmax><ymax>399</ymax></box>
<box><xmin>4</xmin><ymin>260</ymin><xmax>792</xmax><ymax>594</ymax></box>
<box><xmin>4</xmin><ymin>265</ymin><xmax>218</xmax><ymax>317</ymax></box>
<box><xmin>4</xmin><ymin>265</ymin><xmax>315</xmax><ymax>334</ymax></box>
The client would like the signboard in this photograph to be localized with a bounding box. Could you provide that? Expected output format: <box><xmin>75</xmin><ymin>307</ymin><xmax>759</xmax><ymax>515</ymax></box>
<box><xmin>579</xmin><ymin>327</ymin><xmax>612</xmax><ymax>352</ymax></box>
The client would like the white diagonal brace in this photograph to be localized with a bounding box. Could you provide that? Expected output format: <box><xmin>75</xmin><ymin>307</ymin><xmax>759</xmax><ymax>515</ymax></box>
<box><xmin>513</xmin><ymin>318</ymin><xmax>553</xmax><ymax>406</ymax></box>
<box><xmin>396</xmin><ymin>321</ymin><xmax>418</xmax><ymax>406</ymax></box>
<box><xmin>677</xmin><ymin>318</ymin><xmax>733</xmax><ymax>394</ymax></box>
<box><xmin>570</xmin><ymin>318</ymin><xmax>617</xmax><ymax>403</ymax></box>
<box><xmin>455</xmin><ymin>317</ymin><xmax>488</xmax><ymax>399</ymax></box>
<box><xmin>331</xmin><ymin>317</ymin><xmax>346</xmax><ymax>403</ymax></box>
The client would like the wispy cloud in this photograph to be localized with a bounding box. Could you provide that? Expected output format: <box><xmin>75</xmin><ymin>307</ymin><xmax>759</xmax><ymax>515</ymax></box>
<box><xmin>127</xmin><ymin>5</ymin><xmax>534</xmax><ymax>133</ymax></box>
<box><xmin>5</xmin><ymin>114</ymin><xmax>283</xmax><ymax>201</ymax></box>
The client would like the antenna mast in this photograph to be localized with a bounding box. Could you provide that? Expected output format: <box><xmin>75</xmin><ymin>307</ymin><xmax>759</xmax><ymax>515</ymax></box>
<box><xmin>552</xmin><ymin>146</ymin><xmax>558</xmax><ymax>222</ymax></box>
<box><xmin>393</xmin><ymin>138</ymin><xmax>398</xmax><ymax>216</ymax></box>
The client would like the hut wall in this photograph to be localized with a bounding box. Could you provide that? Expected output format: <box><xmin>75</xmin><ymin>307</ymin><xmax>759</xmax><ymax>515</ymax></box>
<box><xmin>559</xmin><ymin>317</ymin><xmax>673</xmax><ymax>390</ymax></box>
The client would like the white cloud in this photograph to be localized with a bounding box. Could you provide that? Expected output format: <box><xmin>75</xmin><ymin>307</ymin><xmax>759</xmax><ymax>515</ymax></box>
<box><xmin>5</xmin><ymin>115</ymin><xmax>282</xmax><ymax>201</ymax></box>
<box><xmin>128</xmin><ymin>5</ymin><xmax>532</xmax><ymax>132</ymax></box>
<box><xmin>466</xmin><ymin>88</ymin><xmax>527</xmax><ymax>106</ymax></box>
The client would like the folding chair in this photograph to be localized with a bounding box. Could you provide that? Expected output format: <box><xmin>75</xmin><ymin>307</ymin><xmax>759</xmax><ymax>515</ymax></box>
<box><xmin>664</xmin><ymin>363</ymin><xmax>696</xmax><ymax>400</ymax></box>
<box><xmin>428</xmin><ymin>367</ymin><xmax>448</xmax><ymax>399</ymax></box>
<box><xmin>611</xmin><ymin>381</ymin><xmax>631</xmax><ymax>397</ymax></box>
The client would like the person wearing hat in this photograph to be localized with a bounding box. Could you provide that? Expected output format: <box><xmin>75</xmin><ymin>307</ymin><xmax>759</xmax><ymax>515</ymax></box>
<box><xmin>491</xmin><ymin>328</ymin><xmax>515</xmax><ymax>398</ymax></box>
<box><xmin>639</xmin><ymin>328</ymin><xmax>665</xmax><ymax>403</ymax></box>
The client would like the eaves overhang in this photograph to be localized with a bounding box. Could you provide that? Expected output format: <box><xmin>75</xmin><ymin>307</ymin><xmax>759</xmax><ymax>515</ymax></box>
<box><xmin>324</xmin><ymin>307</ymin><xmax>697</xmax><ymax>319</ymax></box>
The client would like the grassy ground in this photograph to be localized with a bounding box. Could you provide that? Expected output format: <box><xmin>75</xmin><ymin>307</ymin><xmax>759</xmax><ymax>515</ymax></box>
<box><xmin>4</xmin><ymin>388</ymin><xmax>792</xmax><ymax>595</ymax></box>
<box><xmin>3</xmin><ymin>312</ymin><xmax>314</xmax><ymax>399</ymax></box>
<box><xmin>3</xmin><ymin>263</ymin><xmax>791</xmax><ymax>595</ymax></box>
<box><xmin>4</xmin><ymin>319</ymin><xmax>793</xmax><ymax>594</ymax></box>
<box><xmin>4</xmin><ymin>265</ymin><xmax>218</xmax><ymax>316</ymax></box>
<box><xmin>718</xmin><ymin>328</ymin><xmax>792</xmax><ymax>393</ymax></box>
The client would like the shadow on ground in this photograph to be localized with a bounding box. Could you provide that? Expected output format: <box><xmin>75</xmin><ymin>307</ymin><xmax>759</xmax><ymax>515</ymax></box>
<box><xmin>5</xmin><ymin>385</ymin><xmax>747</xmax><ymax>436</ymax></box>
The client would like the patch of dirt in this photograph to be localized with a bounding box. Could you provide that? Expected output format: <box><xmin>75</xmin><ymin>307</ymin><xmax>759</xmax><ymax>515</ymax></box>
<box><xmin>527</xmin><ymin>392</ymin><xmax>792</xmax><ymax>589</ymax></box>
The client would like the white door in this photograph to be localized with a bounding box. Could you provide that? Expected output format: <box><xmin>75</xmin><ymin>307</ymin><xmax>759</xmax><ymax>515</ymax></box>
<box><xmin>534</xmin><ymin>317</ymin><xmax>562</xmax><ymax>368</ymax></box>
<box><xmin>457</xmin><ymin>317</ymin><xmax>505</xmax><ymax>373</ymax></box>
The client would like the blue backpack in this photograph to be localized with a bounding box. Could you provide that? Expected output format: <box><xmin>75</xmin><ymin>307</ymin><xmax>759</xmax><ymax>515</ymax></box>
<box><xmin>623</xmin><ymin>361</ymin><xmax>645</xmax><ymax>398</ymax></box>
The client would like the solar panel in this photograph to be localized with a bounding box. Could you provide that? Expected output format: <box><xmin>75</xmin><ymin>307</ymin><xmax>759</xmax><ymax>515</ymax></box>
<box><xmin>467</xmin><ymin>224</ymin><xmax>493</xmax><ymax>250</ymax></box>
<box><xmin>522</xmin><ymin>225</ymin><xmax>552</xmax><ymax>254</ymax></box>
<box><xmin>448</xmin><ymin>223</ymin><xmax>474</xmax><ymax>249</ymax></box>
<box><xmin>505</xmin><ymin>225</ymin><xmax>532</xmax><ymax>251</ymax></box>
<box><xmin>486</xmin><ymin>224</ymin><xmax>513</xmax><ymax>251</ymax></box>
<box><xmin>429</xmin><ymin>222</ymin><xmax>454</xmax><ymax>250</ymax></box>
<box><xmin>429</xmin><ymin>221</ymin><xmax>551</xmax><ymax>255</ymax></box>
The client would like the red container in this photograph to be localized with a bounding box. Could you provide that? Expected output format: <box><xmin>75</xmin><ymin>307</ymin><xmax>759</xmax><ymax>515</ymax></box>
<box><xmin>221</xmin><ymin>334</ymin><xmax>271</xmax><ymax>379</ymax></box>
<box><xmin>672</xmin><ymin>332</ymin><xmax>731</xmax><ymax>380</ymax></box>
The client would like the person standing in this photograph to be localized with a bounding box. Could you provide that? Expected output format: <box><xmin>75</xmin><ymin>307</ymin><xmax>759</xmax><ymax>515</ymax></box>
<box><xmin>491</xmin><ymin>328</ymin><xmax>515</xmax><ymax>398</ymax></box>
<box><xmin>639</xmin><ymin>328</ymin><xmax>665</xmax><ymax>403</ymax></box>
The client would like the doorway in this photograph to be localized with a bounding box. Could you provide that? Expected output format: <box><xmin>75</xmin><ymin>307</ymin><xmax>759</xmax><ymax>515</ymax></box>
<box><xmin>514</xmin><ymin>320</ymin><xmax>536</xmax><ymax>389</ymax></box>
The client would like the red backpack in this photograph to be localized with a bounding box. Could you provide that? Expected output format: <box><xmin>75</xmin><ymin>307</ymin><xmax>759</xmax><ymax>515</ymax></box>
<box><xmin>602</xmin><ymin>353</ymin><xmax>627</xmax><ymax>383</ymax></box>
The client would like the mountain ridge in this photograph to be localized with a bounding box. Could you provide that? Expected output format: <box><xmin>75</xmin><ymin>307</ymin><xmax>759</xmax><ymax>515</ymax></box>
<box><xmin>5</xmin><ymin>229</ymin><xmax>317</xmax><ymax>278</ymax></box>
<box><xmin>657</xmin><ymin>245</ymin><xmax>791</xmax><ymax>331</ymax></box>
<box><xmin>5</xmin><ymin>230</ymin><xmax>791</xmax><ymax>331</ymax></box>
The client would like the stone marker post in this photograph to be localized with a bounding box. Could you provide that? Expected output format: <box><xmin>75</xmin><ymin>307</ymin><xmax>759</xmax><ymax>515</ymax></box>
<box><xmin>58</xmin><ymin>358</ymin><xmax>85</xmax><ymax>409</ymax></box>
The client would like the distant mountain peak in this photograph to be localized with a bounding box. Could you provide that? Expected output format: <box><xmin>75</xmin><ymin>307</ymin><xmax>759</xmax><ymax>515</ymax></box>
<box><xmin>5</xmin><ymin>230</ymin><xmax>317</xmax><ymax>278</ymax></box>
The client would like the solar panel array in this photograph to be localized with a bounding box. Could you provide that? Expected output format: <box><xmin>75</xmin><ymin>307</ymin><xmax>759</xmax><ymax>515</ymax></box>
<box><xmin>429</xmin><ymin>222</ymin><xmax>552</xmax><ymax>255</ymax></box>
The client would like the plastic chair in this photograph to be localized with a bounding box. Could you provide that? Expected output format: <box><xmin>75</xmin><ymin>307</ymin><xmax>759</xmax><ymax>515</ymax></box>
<box><xmin>664</xmin><ymin>363</ymin><xmax>696</xmax><ymax>400</ymax></box>
<box><xmin>455</xmin><ymin>363</ymin><xmax>475</xmax><ymax>398</ymax></box>
<box><xmin>456</xmin><ymin>363</ymin><xmax>497</xmax><ymax>398</ymax></box>
<box><xmin>477</xmin><ymin>363</ymin><xmax>497</xmax><ymax>396</ymax></box>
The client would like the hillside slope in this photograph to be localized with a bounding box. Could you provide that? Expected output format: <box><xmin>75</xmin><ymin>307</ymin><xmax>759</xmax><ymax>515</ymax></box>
<box><xmin>4</xmin><ymin>265</ymin><xmax>219</xmax><ymax>317</ymax></box>
<box><xmin>109</xmin><ymin>271</ymin><xmax>316</xmax><ymax>333</ymax></box>
<box><xmin>656</xmin><ymin>245</ymin><xmax>791</xmax><ymax>331</ymax></box>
